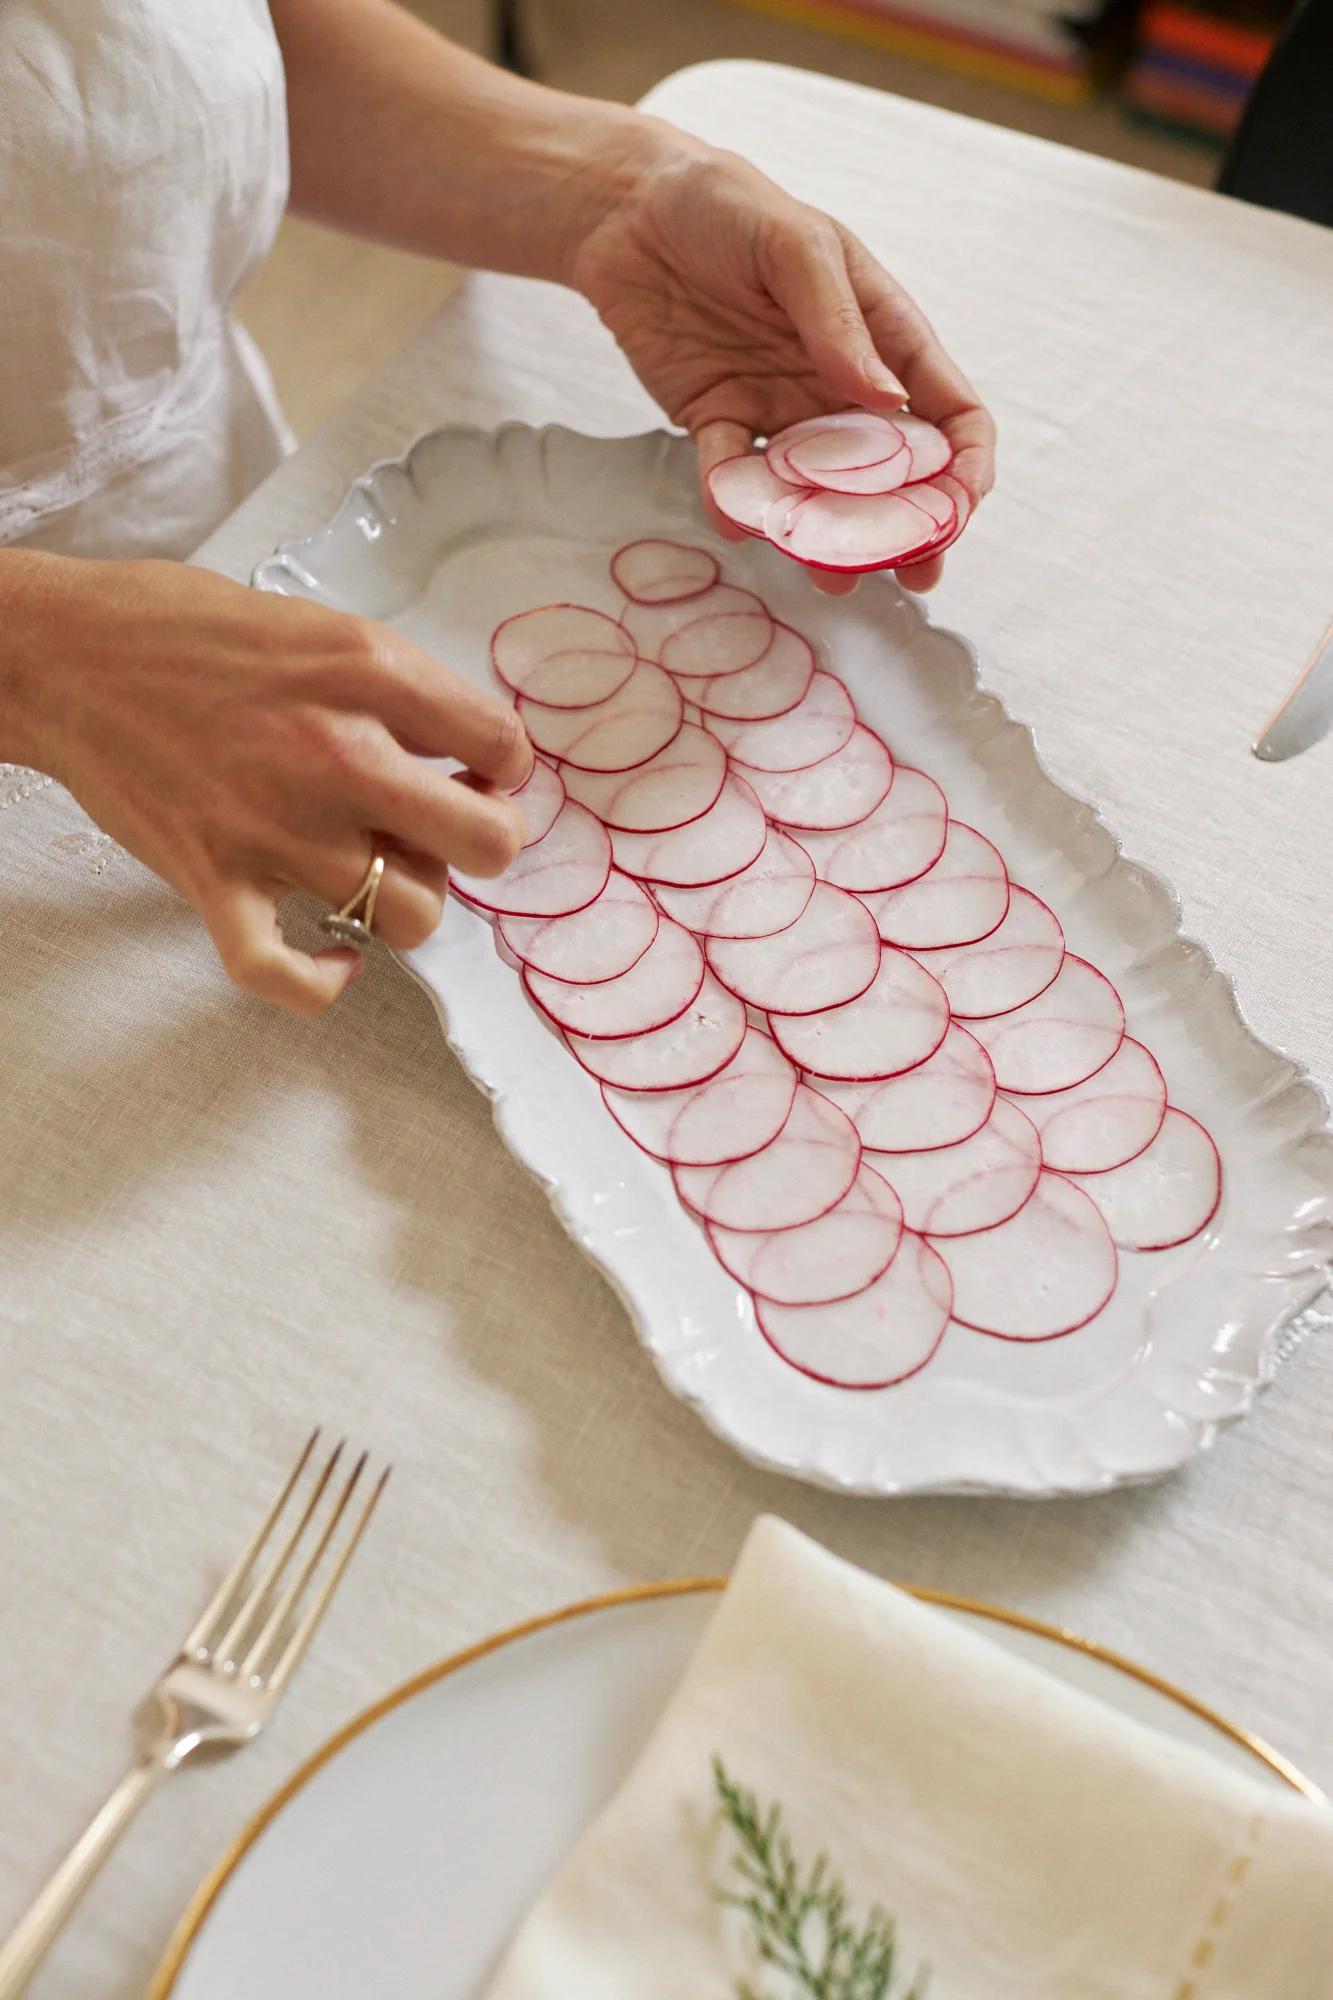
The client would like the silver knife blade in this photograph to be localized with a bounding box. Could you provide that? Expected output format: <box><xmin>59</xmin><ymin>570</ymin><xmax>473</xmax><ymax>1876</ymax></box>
<box><xmin>1253</xmin><ymin>618</ymin><xmax>1333</xmax><ymax>761</ymax></box>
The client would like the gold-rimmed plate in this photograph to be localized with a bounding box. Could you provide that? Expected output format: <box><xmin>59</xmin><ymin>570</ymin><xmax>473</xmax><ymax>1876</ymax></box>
<box><xmin>151</xmin><ymin>1579</ymin><xmax>1318</xmax><ymax>1999</ymax></box>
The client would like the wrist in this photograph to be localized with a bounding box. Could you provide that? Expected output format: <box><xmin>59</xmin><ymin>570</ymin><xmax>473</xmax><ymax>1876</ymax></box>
<box><xmin>0</xmin><ymin>549</ymin><xmax>83</xmax><ymax>773</ymax></box>
<box><xmin>545</xmin><ymin>106</ymin><xmax>696</xmax><ymax>290</ymax></box>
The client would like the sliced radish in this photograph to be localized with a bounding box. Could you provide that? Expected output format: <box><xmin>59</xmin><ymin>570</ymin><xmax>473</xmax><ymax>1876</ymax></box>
<box><xmin>610</xmin><ymin>539</ymin><xmax>718</xmax><ymax>606</ymax></box>
<box><xmin>783</xmin><ymin>416</ymin><xmax>906</xmax><ymax>474</ymax></box>
<box><xmin>498</xmin><ymin>871</ymin><xmax>658</xmax><ymax>984</ymax></box>
<box><xmin>450</xmin><ymin>799</ymin><xmax>611</xmax><ymax>918</ymax></box>
<box><xmin>509</xmin><ymin>756</ymin><xmax>566</xmax><ymax>847</ymax></box>
<box><xmin>661</xmin><ymin>610</ymin><xmax>776</xmax><ymax>681</ymax></box>
<box><xmin>518</xmin><ymin>660</ymin><xmax>683</xmax><ymax>774</ymax></box>
<box><xmin>788</xmin><ymin>451</ymin><xmax>915</xmax><ymax>498</ymax></box>
<box><xmin>866</xmin><ymin>821</ymin><xmax>1009</xmax><ymax>949</ymax></box>
<box><xmin>937</xmin><ymin>1173</ymin><xmax>1117</xmax><ymax>1339</ymax></box>
<box><xmin>674</xmin><ymin>1083</ymin><xmax>860</xmax><ymax>1231</ymax></box>
<box><xmin>653</xmin><ymin>827</ymin><xmax>816</xmax><ymax>939</ymax></box>
<box><xmin>891</xmin><ymin>481</ymin><xmax>955</xmax><ymax>538</ymax></box>
<box><xmin>708</xmin><ymin>456</ymin><xmax>810</xmax><ymax>538</ymax></box>
<box><xmin>601</xmin><ymin>1024</ymin><xmax>797</xmax><ymax>1166</ymax></box>
<box><xmin>523</xmin><ymin>917</ymin><xmax>703</xmax><ymax>1040</ymax></box>
<box><xmin>491</xmin><ymin>605</ymin><xmax>635</xmax><ymax>709</ymax></box>
<box><xmin>773</xmin><ymin>489</ymin><xmax>943</xmax><ymax>574</ymax></box>
<box><xmin>868</xmin><ymin>1096</ymin><xmax>1041</xmax><ymax>1236</ymax></box>
<box><xmin>764</xmin><ymin>410</ymin><xmax>902</xmax><ymax>483</ymax></box>
<box><xmin>493</xmin><ymin>925</ymin><xmax>523</xmax><ymax>973</ymax></box>
<box><xmin>796</xmin><ymin>766</ymin><xmax>947</xmax><ymax>892</ymax></box>
<box><xmin>1022</xmin><ymin>1037</ymin><xmax>1167</xmax><ymax>1174</ymax></box>
<box><xmin>672</xmin><ymin>620</ymin><xmax>816</xmax><ymax>723</ymax></box>
<box><xmin>815</xmin><ymin>1022</ymin><xmax>997</xmax><ymax>1152</ymax></box>
<box><xmin>745</xmin><ymin>724</ymin><xmax>894</xmax><ymax>832</ymax></box>
<box><xmin>610</xmin><ymin>772</ymin><xmax>768</xmax><ymax>888</ymax></box>
<box><xmin>912</xmin><ymin>885</ymin><xmax>1064</xmax><ymax>1018</ymax></box>
<box><xmin>770</xmin><ymin>946</ymin><xmax>948</xmax><ymax>1079</ymax></box>
<box><xmin>757</xmin><ymin>1231</ymin><xmax>952</xmax><ymax>1388</ymax></box>
<box><xmin>621</xmin><ymin>582</ymin><xmax>770</xmax><ymax>667</ymax></box>
<box><xmin>709</xmin><ymin>1160</ymin><xmax>903</xmax><ymax>1305</ymax></box>
<box><xmin>706</xmin><ymin>882</ymin><xmax>881</xmax><ymax>1015</ymax></box>
<box><xmin>563</xmin><ymin>970</ymin><xmax>745</xmax><ymax>1090</ymax></box>
<box><xmin>892</xmin><ymin>413</ymin><xmax>953</xmax><ymax>483</ymax></box>
<box><xmin>970</xmin><ymin>955</ymin><xmax>1125</xmax><ymax>1095</ymax></box>
<box><xmin>708</xmin><ymin>670</ymin><xmax>855</xmax><ymax>773</ymax></box>
<box><xmin>559</xmin><ymin>722</ymin><xmax>726</xmax><ymax>832</ymax></box>
<box><xmin>900</xmin><ymin>473</ymin><xmax>972</xmax><ymax>569</ymax></box>
<box><xmin>1069</xmin><ymin>1108</ymin><xmax>1221</xmax><ymax>1250</ymax></box>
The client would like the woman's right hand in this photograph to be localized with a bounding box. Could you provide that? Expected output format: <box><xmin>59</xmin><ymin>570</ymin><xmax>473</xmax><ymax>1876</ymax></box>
<box><xmin>0</xmin><ymin>551</ymin><xmax>532</xmax><ymax>1014</ymax></box>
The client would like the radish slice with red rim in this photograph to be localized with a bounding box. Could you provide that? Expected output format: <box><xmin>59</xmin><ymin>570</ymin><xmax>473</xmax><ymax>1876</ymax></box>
<box><xmin>621</xmin><ymin>582</ymin><xmax>771</xmax><ymax>668</ymax></box>
<box><xmin>797</xmin><ymin>766</ymin><xmax>947</xmax><ymax>892</ymax></box>
<box><xmin>493</xmin><ymin>926</ymin><xmax>523</xmax><ymax>973</ymax></box>
<box><xmin>559</xmin><ymin>722</ymin><xmax>726</xmax><ymax>832</ymax></box>
<box><xmin>815</xmin><ymin>1022</ymin><xmax>996</xmax><ymax>1152</ymax></box>
<box><xmin>451</xmin><ymin>799</ymin><xmax>611</xmax><ymax>918</ymax></box>
<box><xmin>769</xmin><ymin>945</ymin><xmax>949</xmax><ymax>1080</ymax></box>
<box><xmin>518</xmin><ymin>660</ymin><xmax>683</xmax><ymax>774</ymax></box>
<box><xmin>610</xmin><ymin>773</ymin><xmax>768</xmax><ymax>888</ymax></box>
<box><xmin>610</xmin><ymin>539</ymin><xmax>718</xmax><ymax>605</ymax></box>
<box><xmin>782</xmin><ymin>416</ymin><xmax>907</xmax><ymax>476</ymax></box>
<box><xmin>601</xmin><ymin>1025</ymin><xmax>797</xmax><ymax>1166</ymax></box>
<box><xmin>660</xmin><ymin>607</ymin><xmax>777</xmax><ymax>681</ymax></box>
<box><xmin>652</xmin><ymin>827</ymin><xmax>816</xmax><ymax>939</ymax></box>
<box><xmin>1068</xmin><ymin>1108</ymin><xmax>1221</xmax><ymax>1250</ymax></box>
<box><xmin>891</xmin><ymin>481</ymin><xmax>955</xmax><ymax>538</ymax></box>
<box><xmin>509</xmin><ymin>756</ymin><xmax>566</xmax><ymax>847</ymax></box>
<box><xmin>868</xmin><ymin>1096</ymin><xmax>1041</xmax><ymax>1237</ymax></box>
<box><xmin>764</xmin><ymin>410</ymin><xmax>903</xmax><ymax>482</ymax></box>
<box><xmin>746</xmin><ymin>724</ymin><xmax>894</xmax><ymax>831</ymax></box>
<box><xmin>563</xmin><ymin>970</ymin><xmax>746</xmax><ymax>1090</ymax></box>
<box><xmin>1021</xmin><ymin>1037</ymin><xmax>1167</xmax><ymax>1173</ymax></box>
<box><xmin>866</xmin><ymin>821</ymin><xmax>1009</xmax><ymax>949</ymax></box>
<box><xmin>899</xmin><ymin>475</ymin><xmax>972</xmax><ymax>568</ymax></box>
<box><xmin>936</xmin><ymin>1173</ymin><xmax>1117</xmax><ymax>1339</ymax></box>
<box><xmin>709</xmin><ymin>671</ymin><xmax>855</xmax><ymax>772</ymax></box>
<box><xmin>706</xmin><ymin>882</ymin><xmax>881</xmax><ymax>1015</ymax></box>
<box><xmin>522</xmin><ymin>917</ymin><xmax>703</xmax><ymax>1040</ymax></box>
<box><xmin>673</xmin><ymin>1083</ymin><xmax>861</xmax><ymax>1231</ymax></box>
<box><xmin>912</xmin><ymin>885</ymin><xmax>1064</xmax><ymax>1018</ymax></box>
<box><xmin>708</xmin><ymin>456</ymin><xmax>810</xmax><ymax>538</ymax></box>
<box><xmin>709</xmin><ymin>1160</ymin><xmax>904</xmax><ymax>1305</ymax></box>
<box><xmin>772</xmin><ymin>489</ymin><xmax>943</xmax><ymax>574</ymax></box>
<box><xmin>491</xmin><ymin>605</ymin><xmax>635</xmax><ymax>709</ymax></box>
<box><xmin>892</xmin><ymin>413</ymin><xmax>953</xmax><ymax>482</ymax></box>
<box><xmin>498</xmin><ymin>871</ymin><xmax>658</xmax><ymax>985</ymax></box>
<box><xmin>970</xmin><ymin>955</ymin><xmax>1125</xmax><ymax>1094</ymax></box>
<box><xmin>757</xmin><ymin>1231</ymin><xmax>952</xmax><ymax>1388</ymax></box>
<box><xmin>673</xmin><ymin>621</ymin><xmax>816</xmax><ymax>722</ymax></box>
<box><xmin>788</xmin><ymin>451</ymin><xmax>915</xmax><ymax>498</ymax></box>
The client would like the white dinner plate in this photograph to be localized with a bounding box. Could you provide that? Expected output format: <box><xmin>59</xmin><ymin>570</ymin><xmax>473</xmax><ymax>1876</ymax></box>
<box><xmin>151</xmin><ymin>1580</ymin><xmax>1317</xmax><ymax>2000</ymax></box>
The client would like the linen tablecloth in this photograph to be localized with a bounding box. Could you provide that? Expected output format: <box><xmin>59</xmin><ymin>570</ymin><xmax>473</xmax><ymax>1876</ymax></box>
<box><xmin>2</xmin><ymin>61</ymin><xmax>1331</xmax><ymax>2000</ymax></box>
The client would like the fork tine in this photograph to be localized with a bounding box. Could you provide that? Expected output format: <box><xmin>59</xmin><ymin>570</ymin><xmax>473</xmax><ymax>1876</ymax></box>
<box><xmin>239</xmin><ymin>1450</ymin><xmax>369</xmax><ymax>1681</ymax></box>
<box><xmin>256</xmin><ymin>1464</ymin><xmax>390</xmax><ymax>1697</ymax></box>
<box><xmin>181</xmin><ymin>1428</ymin><xmax>321</xmax><ymax>1659</ymax></box>
<box><xmin>213</xmin><ymin>1438</ymin><xmax>345</xmax><ymax>1666</ymax></box>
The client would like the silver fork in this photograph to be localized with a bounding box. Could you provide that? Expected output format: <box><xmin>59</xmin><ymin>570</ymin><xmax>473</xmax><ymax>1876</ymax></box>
<box><xmin>0</xmin><ymin>1430</ymin><xmax>389</xmax><ymax>1999</ymax></box>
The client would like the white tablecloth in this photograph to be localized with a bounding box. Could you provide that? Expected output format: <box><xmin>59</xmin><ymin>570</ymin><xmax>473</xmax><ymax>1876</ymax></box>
<box><xmin>2</xmin><ymin>61</ymin><xmax>1331</xmax><ymax>2000</ymax></box>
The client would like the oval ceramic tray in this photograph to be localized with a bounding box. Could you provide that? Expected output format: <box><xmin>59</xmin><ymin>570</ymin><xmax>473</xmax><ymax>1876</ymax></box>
<box><xmin>254</xmin><ymin>424</ymin><xmax>1333</xmax><ymax>1498</ymax></box>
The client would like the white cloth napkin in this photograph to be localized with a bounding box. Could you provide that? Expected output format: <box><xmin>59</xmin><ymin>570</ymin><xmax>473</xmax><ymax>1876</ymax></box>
<box><xmin>485</xmin><ymin>1518</ymin><xmax>1333</xmax><ymax>1999</ymax></box>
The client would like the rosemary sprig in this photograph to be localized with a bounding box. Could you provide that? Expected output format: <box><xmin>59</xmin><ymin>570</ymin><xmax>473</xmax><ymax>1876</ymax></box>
<box><xmin>713</xmin><ymin>1757</ymin><xmax>930</xmax><ymax>2000</ymax></box>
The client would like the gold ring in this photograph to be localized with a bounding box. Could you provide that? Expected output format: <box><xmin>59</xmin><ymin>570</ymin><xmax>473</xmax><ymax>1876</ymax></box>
<box><xmin>318</xmin><ymin>852</ymin><xmax>385</xmax><ymax>945</ymax></box>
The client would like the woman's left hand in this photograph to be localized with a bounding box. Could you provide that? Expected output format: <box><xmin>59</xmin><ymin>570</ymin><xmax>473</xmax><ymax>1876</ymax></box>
<box><xmin>571</xmin><ymin>126</ymin><xmax>995</xmax><ymax>594</ymax></box>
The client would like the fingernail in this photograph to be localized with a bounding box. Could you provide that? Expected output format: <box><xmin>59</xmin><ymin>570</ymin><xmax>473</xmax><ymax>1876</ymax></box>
<box><xmin>865</xmin><ymin>356</ymin><xmax>907</xmax><ymax>399</ymax></box>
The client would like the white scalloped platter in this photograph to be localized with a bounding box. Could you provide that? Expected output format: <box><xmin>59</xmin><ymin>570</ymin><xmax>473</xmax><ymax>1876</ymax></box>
<box><xmin>254</xmin><ymin>425</ymin><xmax>1333</xmax><ymax>1497</ymax></box>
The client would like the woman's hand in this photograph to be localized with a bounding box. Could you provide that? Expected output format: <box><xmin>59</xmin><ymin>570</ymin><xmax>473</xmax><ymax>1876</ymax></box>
<box><xmin>571</xmin><ymin>127</ymin><xmax>995</xmax><ymax>594</ymax></box>
<box><xmin>1</xmin><ymin>552</ymin><xmax>531</xmax><ymax>1014</ymax></box>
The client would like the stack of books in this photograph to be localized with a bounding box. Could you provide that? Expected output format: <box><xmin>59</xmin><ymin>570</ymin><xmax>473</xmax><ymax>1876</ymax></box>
<box><xmin>1122</xmin><ymin>1</ymin><xmax>1281</xmax><ymax>138</ymax></box>
<box><xmin>727</xmin><ymin>0</ymin><xmax>1112</xmax><ymax>106</ymax></box>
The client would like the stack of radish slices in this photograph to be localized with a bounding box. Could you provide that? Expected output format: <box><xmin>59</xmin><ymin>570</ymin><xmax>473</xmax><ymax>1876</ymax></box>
<box><xmin>709</xmin><ymin>409</ymin><xmax>969</xmax><ymax>574</ymax></box>
<box><xmin>450</xmin><ymin>539</ymin><xmax>1222</xmax><ymax>1391</ymax></box>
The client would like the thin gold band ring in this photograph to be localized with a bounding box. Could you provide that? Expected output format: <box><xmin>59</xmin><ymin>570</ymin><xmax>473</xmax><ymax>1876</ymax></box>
<box><xmin>318</xmin><ymin>851</ymin><xmax>385</xmax><ymax>945</ymax></box>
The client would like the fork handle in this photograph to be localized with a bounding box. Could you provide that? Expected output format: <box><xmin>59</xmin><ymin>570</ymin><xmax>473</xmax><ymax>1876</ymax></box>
<box><xmin>0</xmin><ymin>1759</ymin><xmax>163</xmax><ymax>1998</ymax></box>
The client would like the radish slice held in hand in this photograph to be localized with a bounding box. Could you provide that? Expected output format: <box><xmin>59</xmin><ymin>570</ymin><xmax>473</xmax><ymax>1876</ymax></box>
<box><xmin>816</xmin><ymin>1022</ymin><xmax>996</xmax><ymax>1153</ymax></box>
<box><xmin>769</xmin><ymin>947</ymin><xmax>949</xmax><ymax>1081</ymax></box>
<box><xmin>610</xmin><ymin>773</ymin><xmax>768</xmax><ymax>888</ymax></box>
<box><xmin>708</xmin><ymin>1161</ymin><xmax>904</xmax><ymax>1305</ymax></box>
<box><xmin>970</xmin><ymin>955</ymin><xmax>1125</xmax><ymax>1095</ymax></box>
<box><xmin>866</xmin><ymin>1096</ymin><xmax>1042</xmax><ymax>1237</ymax></box>
<box><xmin>757</xmin><ymin>1231</ymin><xmax>952</xmax><ymax>1389</ymax></box>
<box><xmin>508</xmin><ymin>755</ymin><xmax>566</xmax><ymax>847</ymax></box>
<box><xmin>708</xmin><ymin>671</ymin><xmax>855</xmax><ymax>772</ymax></box>
<box><xmin>764</xmin><ymin>410</ymin><xmax>904</xmax><ymax>483</ymax></box>
<box><xmin>601</xmin><ymin>1025</ymin><xmax>797</xmax><ymax>1167</ymax></box>
<box><xmin>1068</xmin><ymin>1108</ymin><xmax>1221</xmax><ymax>1250</ymax></box>
<box><xmin>891</xmin><ymin>413</ymin><xmax>953</xmax><ymax>482</ymax></box>
<box><xmin>491</xmin><ymin>604</ymin><xmax>635</xmax><ymax>709</ymax></box>
<box><xmin>912</xmin><ymin>885</ymin><xmax>1065</xmax><ymax>1018</ymax></box>
<box><xmin>558</xmin><ymin>722</ymin><xmax>726</xmax><ymax>832</ymax></box>
<box><xmin>672</xmin><ymin>620</ymin><xmax>815</xmax><ymax>722</ymax></box>
<box><xmin>563</xmin><ymin>970</ymin><xmax>746</xmax><ymax>1091</ymax></box>
<box><xmin>518</xmin><ymin>660</ymin><xmax>683</xmax><ymax>774</ymax></box>
<box><xmin>707</xmin><ymin>455</ymin><xmax>811</xmax><ymax>538</ymax></box>
<box><xmin>652</xmin><ymin>827</ymin><xmax>816</xmax><ymax>939</ymax></box>
<box><xmin>706</xmin><ymin>882</ymin><xmax>882</xmax><ymax>1016</ymax></box>
<box><xmin>673</xmin><ymin>1083</ymin><xmax>861</xmax><ymax>1232</ymax></box>
<box><xmin>772</xmin><ymin>488</ymin><xmax>947</xmax><ymax>575</ymax></box>
<box><xmin>936</xmin><ymin>1173</ymin><xmax>1118</xmax><ymax>1339</ymax></box>
<box><xmin>498</xmin><ymin>871</ymin><xmax>658</xmax><ymax>985</ymax></box>
<box><xmin>867</xmin><ymin>821</ymin><xmax>1010</xmax><ymax>949</ymax></box>
<box><xmin>451</xmin><ymin>798</ymin><xmax>611</xmax><ymax>918</ymax></box>
<box><xmin>797</xmin><ymin>766</ymin><xmax>947</xmax><ymax>893</ymax></box>
<box><xmin>1019</xmin><ymin>1037</ymin><xmax>1167</xmax><ymax>1173</ymax></box>
<box><xmin>522</xmin><ymin>918</ymin><xmax>704</xmax><ymax>1040</ymax></box>
<box><xmin>621</xmin><ymin>582</ymin><xmax>772</xmax><ymax>670</ymax></box>
<box><xmin>610</xmin><ymin>539</ymin><xmax>718</xmax><ymax>605</ymax></box>
<box><xmin>745</xmin><ymin>724</ymin><xmax>894</xmax><ymax>832</ymax></box>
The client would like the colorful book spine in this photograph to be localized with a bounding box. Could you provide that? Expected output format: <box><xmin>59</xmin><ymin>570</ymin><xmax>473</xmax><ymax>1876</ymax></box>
<box><xmin>1124</xmin><ymin>0</ymin><xmax>1278</xmax><ymax>140</ymax></box>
